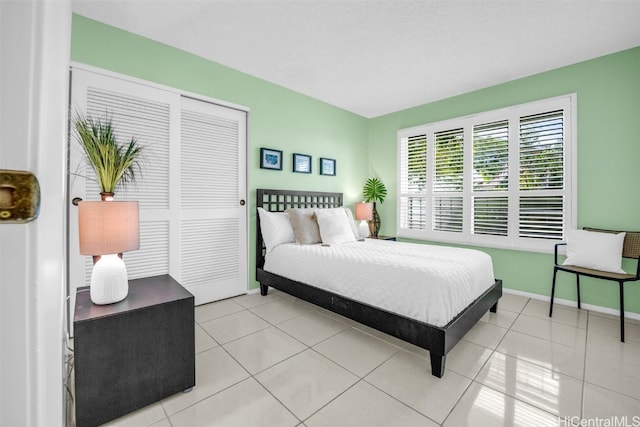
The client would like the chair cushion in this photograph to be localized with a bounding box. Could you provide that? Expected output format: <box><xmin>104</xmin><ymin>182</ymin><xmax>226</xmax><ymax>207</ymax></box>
<box><xmin>562</xmin><ymin>229</ymin><xmax>626</xmax><ymax>274</ymax></box>
<box><xmin>557</xmin><ymin>264</ymin><xmax>634</xmax><ymax>281</ymax></box>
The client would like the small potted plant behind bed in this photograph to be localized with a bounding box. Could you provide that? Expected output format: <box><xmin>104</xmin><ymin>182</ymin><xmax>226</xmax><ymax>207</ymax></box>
<box><xmin>73</xmin><ymin>113</ymin><xmax>143</xmax><ymax>200</ymax></box>
<box><xmin>363</xmin><ymin>177</ymin><xmax>387</xmax><ymax>237</ymax></box>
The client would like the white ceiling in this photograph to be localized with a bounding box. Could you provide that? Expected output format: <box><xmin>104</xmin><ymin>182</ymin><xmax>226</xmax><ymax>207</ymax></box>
<box><xmin>72</xmin><ymin>0</ymin><xmax>640</xmax><ymax>118</ymax></box>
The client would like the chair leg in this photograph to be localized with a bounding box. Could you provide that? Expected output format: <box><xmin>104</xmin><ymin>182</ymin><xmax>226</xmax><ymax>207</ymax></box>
<box><xmin>576</xmin><ymin>274</ymin><xmax>581</xmax><ymax>309</ymax></box>
<box><xmin>549</xmin><ymin>267</ymin><xmax>558</xmax><ymax>317</ymax></box>
<box><xmin>619</xmin><ymin>281</ymin><xmax>625</xmax><ymax>343</ymax></box>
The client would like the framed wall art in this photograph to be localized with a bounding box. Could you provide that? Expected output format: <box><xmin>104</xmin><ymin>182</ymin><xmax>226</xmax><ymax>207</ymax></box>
<box><xmin>320</xmin><ymin>157</ymin><xmax>336</xmax><ymax>176</ymax></box>
<box><xmin>293</xmin><ymin>153</ymin><xmax>312</xmax><ymax>174</ymax></box>
<box><xmin>260</xmin><ymin>148</ymin><xmax>283</xmax><ymax>170</ymax></box>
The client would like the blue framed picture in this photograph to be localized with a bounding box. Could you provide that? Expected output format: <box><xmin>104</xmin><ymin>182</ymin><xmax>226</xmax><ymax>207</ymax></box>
<box><xmin>320</xmin><ymin>157</ymin><xmax>336</xmax><ymax>176</ymax></box>
<box><xmin>293</xmin><ymin>153</ymin><xmax>312</xmax><ymax>174</ymax></box>
<box><xmin>260</xmin><ymin>148</ymin><xmax>283</xmax><ymax>170</ymax></box>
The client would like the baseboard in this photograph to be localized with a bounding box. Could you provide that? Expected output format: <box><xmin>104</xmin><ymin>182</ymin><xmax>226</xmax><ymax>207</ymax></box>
<box><xmin>502</xmin><ymin>287</ymin><xmax>640</xmax><ymax>321</ymax></box>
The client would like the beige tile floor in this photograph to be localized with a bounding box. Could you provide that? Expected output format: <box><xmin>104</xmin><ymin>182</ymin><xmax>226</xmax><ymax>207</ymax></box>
<box><xmin>102</xmin><ymin>291</ymin><xmax>640</xmax><ymax>426</ymax></box>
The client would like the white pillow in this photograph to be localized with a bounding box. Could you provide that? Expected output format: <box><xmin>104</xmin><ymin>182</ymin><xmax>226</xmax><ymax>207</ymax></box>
<box><xmin>343</xmin><ymin>207</ymin><xmax>361</xmax><ymax>240</ymax></box>
<box><xmin>286</xmin><ymin>208</ymin><xmax>322</xmax><ymax>244</ymax></box>
<box><xmin>563</xmin><ymin>229</ymin><xmax>626</xmax><ymax>274</ymax></box>
<box><xmin>315</xmin><ymin>208</ymin><xmax>356</xmax><ymax>245</ymax></box>
<box><xmin>257</xmin><ymin>207</ymin><xmax>295</xmax><ymax>252</ymax></box>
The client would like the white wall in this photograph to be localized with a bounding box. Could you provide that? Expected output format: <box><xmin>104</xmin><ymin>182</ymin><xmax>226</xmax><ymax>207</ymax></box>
<box><xmin>0</xmin><ymin>1</ymin><xmax>70</xmax><ymax>425</ymax></box>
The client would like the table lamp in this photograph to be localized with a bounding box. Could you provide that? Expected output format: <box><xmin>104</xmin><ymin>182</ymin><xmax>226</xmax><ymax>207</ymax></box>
<box><xmin>355</xmin><ymin>202</ymin><xmax>373</xmax><ymax>238</ymax></box>
<box><xmin>78</xmin><ymin>201</ymin><xmax>139</xmax><ymax>305</ymax></box>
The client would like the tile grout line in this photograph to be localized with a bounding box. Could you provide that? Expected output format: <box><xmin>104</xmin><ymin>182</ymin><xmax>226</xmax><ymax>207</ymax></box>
<box><xmin>219</xmin><ymin>318</ymin><xmax>308</xmax><ymax>425</ymax></box>
<box><xmin>580</xmin><ymin>310</ymin><xmax>590</xmax><ymax>420</ymax></box>
<box><xmin>440</xmin><ymin>298</ymin><xmax>526</xmax><ymax>425</ymax></box>
<box><xmin>188</xmin><ymin>292</ymin><xmax>640</xmax><ymax>425</ymax></box>
<box><xmin>199</xmin><ymin>295</ymin><xmax>505</xmax><ymax>426</ymax></box>
<box><xmin>226</xmin><ymin>302</ymin><xmax>374</xmax><ymax>425</ymax></box>
<box><xmin>361</xmin><ymin>376</ymin><xmax>442</xmax><ymax>425</ymax></box>
<box><xmin>239</xmin><ymin>300</ymin><xmax>421</xmax><ymax>424</ymax></box>
<box><xmin>581</xmin><ymin>312</ymin><xmax>640</xmax><ymax>407</ymax></box>
<box><xmin>466</xmin><ymin>297</ymin><xmax>569</xmax><ymax>422</ymax></box>
<box><xmin>298</xmin><ymin>377</ymin><xmax>363</xmax><ymax>424</ymax></box>
<box><xmin>241</xmin><ymin>300</ymin><xmax>317</xmax><ymax>425</ymax></box>
<box><xmin>191</xmin><ymin>302</ymin><xmax>311</xmax><ymax>425</ymax></box>
<box><xmin>499</xmin><ymin>298</ymin><xmax>639</xmax><ymax>421</ymax></box>
<box><xmin>252</xmin><ymin>373</ymin><xmax>304</xmax><ymax>425</ymax></box>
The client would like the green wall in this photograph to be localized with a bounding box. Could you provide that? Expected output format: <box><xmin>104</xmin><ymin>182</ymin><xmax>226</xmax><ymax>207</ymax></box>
<box><xmin>70</xmin><ymin>15</ymin><xmax>369</xmax><ymax>290</ymax></box>
<box><xmin>369</xmin><ymin>46</ymin><xmax>640</xmax><ymax>314</ymax></box>
<box><xmin>71</xmin><ymin>14</ymin><xmax>640</xmax><ymax>313</ymax></box>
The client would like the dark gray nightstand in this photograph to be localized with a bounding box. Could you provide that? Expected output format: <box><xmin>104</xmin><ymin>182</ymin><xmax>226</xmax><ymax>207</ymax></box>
<box><xmin>74</xmin><ymin>275</ymin><xmax>195</xmax><ymax>427</ymax></box>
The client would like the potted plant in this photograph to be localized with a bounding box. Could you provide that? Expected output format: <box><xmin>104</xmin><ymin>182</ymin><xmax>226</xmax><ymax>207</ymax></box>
<box><xmin>73</xmin><ymin>113</ymin><xmax>143</xmax><ymax>200</ymax></box>
<box><xmin>362</xmin><ymin>177</ymin><xmax>387</xmax><ymax>237</ymax></box>
<box><xmin>73</xmin><ymin>113</ymin><xmax>144</xmax><ymax>306</ymax></box>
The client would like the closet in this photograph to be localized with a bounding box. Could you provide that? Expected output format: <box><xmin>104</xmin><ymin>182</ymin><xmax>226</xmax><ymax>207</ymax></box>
<box><xmin>68</xmin><ymin>66</ymin><xmax>248</xmax><ymax>309</ymax></box>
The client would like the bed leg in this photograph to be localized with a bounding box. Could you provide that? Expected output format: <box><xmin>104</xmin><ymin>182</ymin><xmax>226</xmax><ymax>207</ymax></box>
<box><xmin>490</xmin><ymin>301</ymin><xmax>498</xmax><ymax>313</ymax></box>
<box><xmin>260</xmin><ymin>283</ymin><xmax>269</xmax><ymax>296</ymax></box>
<box><xmin>430</xmin><ymin>354</ymin><xmax>446</xmax><ymax>378</ymax></box>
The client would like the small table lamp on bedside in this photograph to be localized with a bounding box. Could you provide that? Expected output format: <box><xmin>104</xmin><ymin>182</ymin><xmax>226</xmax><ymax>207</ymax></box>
<box><xmin>355</xmin><ymin>202</ymin><xmax>373</xmax><ymax>238</ymax></box>
<box><xmin>78</xmin><ymin>201</ymin><xmax>140</xmax><ymax>305</ymax></box>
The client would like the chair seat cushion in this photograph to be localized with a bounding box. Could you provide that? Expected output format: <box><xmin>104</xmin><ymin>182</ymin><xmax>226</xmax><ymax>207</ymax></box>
<box><xmin>562</xmin><ymin>229</ymin><xmax>626</xmax><ymax>274</ymax></box>
<box><xmin>556</xmin><ymin>264</ymin><xmax>635</xmax><ymax>281</ymax></box>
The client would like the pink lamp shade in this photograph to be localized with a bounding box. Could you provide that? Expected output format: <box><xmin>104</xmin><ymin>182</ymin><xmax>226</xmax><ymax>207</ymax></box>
<box><xmin>78</xmin><ymin>201</ymin><xmax>140</xmax><ymax>256</ymax></box>
<box><xmin>355</xmin><ymin>202</ymin><xmax>373</xmax><ymax>221</ymax></box>
<box><xmin>78</xmin><ymin>201</ymin><xmax>140</xmax><ymax>305</ymax></box>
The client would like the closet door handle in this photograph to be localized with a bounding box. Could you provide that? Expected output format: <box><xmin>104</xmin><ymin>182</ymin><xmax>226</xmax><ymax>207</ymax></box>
<box><xmin>239</xmin><ymin>199</ymin><xmax>245</xmax><ymax>206</ymax></box>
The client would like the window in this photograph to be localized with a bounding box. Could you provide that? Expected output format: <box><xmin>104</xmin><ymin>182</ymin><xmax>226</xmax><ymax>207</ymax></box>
<box><xmin>397</xmin><ymin>95</ymin><xmax>575</xmax><ymax>252</ymax></box>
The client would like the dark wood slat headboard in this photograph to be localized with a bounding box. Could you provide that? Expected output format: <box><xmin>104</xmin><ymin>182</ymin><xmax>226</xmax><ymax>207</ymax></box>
<box><xmin>256</xmin><ymin>189</ymin><xmax>343</xmax><ymax>270</ymax></box>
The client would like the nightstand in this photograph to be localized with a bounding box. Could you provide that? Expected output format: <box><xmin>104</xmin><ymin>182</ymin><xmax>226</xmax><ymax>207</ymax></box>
<box><xmin>74</xmin><ymin>275</ymin><xmax>195</xmax><ymax>427</ymax></box>
<box><xmin>367</xmin><ymin>235</ymin><xmax>396</xmax><ymax>241</ymax></box>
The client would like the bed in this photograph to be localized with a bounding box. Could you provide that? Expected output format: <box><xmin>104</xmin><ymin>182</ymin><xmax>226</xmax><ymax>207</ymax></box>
<box><xmin>255</xmin><ymin>188</ymin><xmax>502</xmax><ymax>377</ymax></box>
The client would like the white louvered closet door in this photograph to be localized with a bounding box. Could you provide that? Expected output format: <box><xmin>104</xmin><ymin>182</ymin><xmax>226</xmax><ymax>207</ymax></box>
<box><xmin>69</xmin><ymin>67</ymin><xmax>248</xmax><ymax>312</ymax></box>
<box><xmin>175</xmin><ymin>97</ymin><xmax>247</xmax><ymax>304</ymax></box>
<box><xmin>68</xmin><ymin>69</ymin><xmax>175</xmax><ymax>304</ymax></box>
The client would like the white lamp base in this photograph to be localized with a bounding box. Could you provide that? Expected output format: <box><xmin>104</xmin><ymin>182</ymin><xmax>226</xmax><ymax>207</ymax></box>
<box><xmin>358</xmin><ymin>220</ymin><xmax>370</xmax><ymax>238</ymax></box>
<box><xmin>90</xmin><ymin>253</ymin><xmax>129</xmax><ymax>305</ymax></box>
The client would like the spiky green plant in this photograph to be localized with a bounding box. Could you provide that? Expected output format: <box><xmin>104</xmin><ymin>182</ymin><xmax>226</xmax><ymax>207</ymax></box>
<box><xmin>74</xmin><ymin>114</ymin><xmax>143</xmax><ymax>194</ymax></box>
<box><xmin>363</xmin><ymin>177</ymin><xmax>387</xmax><ymax>204</ymax></box>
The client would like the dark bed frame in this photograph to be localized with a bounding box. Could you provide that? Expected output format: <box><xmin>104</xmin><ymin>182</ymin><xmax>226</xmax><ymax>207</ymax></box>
<box><xmin>255</xmin><ymin>188</ymin><xmax>502</xmax><ymax>377</ymax></box>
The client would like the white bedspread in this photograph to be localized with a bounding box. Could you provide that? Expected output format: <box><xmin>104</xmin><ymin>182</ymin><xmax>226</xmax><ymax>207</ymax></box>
<box><xmin>263</xmin><ymin>239</ymin><xmax>496</xmax><ymax>327</ymax></box>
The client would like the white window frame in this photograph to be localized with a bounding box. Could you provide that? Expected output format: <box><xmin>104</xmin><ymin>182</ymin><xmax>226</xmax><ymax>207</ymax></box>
<box><xmin>397</xmin><ymin>94</ymin><xmax>577</xmax><ymax>253</ymax></box>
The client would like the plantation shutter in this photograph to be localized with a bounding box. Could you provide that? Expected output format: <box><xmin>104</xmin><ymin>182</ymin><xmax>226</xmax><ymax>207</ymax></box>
<box><xmin>433</xmin><ymin>128</ymin><xmax>464</xmax><ymax>232</ymax></box>
<box><xmin>472</xmin><ymin>120</ymin><xmax>509</xmax><ymax>236</ymax></box>
<box><xmin>397</xmin><ymin>95</ymin><xmax>573</xmax><ymax>251</ymax></box>
<box><xmin>434</xmin><ymin>128</ymin><xmax>464</xmax><ymax>192</ymax></box>
<box><xmin>399</xmin><ymin>133</ymin><xmax>428</xmax><ymax>230</ymax></box>
<box><xmin>473</xmin><ymin>120</ymin><xmax>509</xmax><ymax>191</ymax></box>
<box><xmin>473</xmin><ymin>197</ymin><xmax>509</xmax><ymax>236</ymax></box>
<box><xmin>518</xmin><ymin>110</ymin><xmax>565</xmax><ymax>240</ymax></box>
<box><xmin>433</xmin><ymin>196</ymin><xmax>463</xmax><ymax>232</ymax></box>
